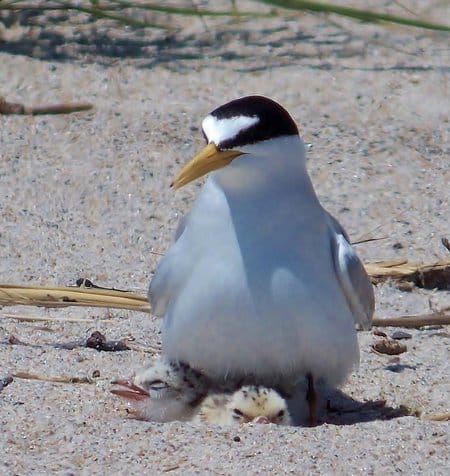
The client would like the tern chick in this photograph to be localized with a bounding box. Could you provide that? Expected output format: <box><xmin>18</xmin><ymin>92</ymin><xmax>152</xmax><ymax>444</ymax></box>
<box><xmin>111</xmin><ymin>359</ymin><xmax>210</xmax><ymax>422</ymax></box>
<box><xmin>196</xmin><ymin>385</ymin><xmax>291</xmax><ymax>426</ymax></box>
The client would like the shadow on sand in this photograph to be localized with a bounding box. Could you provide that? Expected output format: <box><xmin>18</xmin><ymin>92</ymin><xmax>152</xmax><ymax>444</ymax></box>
<box><xmin>2</xmin><ymin>10</ymin><xmax>445</xmax><ymax>72</ymax></box>
<box><xmin>288</xmin><ymin>383</ymin><xmax>412</xmax><ymax>427</ymax></box>
<box><xmin>322</xmin><ymin>388</ymin><xmax>411</xmax><ymax>426</ymax></box>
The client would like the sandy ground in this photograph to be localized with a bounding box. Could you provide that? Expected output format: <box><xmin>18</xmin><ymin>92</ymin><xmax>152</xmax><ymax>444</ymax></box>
<box><xmin>1</xmin><ymin>1</ymin><xmax>449</xmax><ymax>474</ymax></box>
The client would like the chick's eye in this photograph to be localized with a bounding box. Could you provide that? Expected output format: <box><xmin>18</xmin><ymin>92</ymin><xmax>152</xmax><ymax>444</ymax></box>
<box><xmin>232</xmin><ymin>408</ymin><xmax>244</xmax><ymax>419</ymax></box>
<box><xmin>277</xmin><ymin>410</ymin><xmax>285</xmax><ymax>417</ymax></box>
<box><xmin>147</xmin><ymin>379</ymin><xmax>168</xmax><ymax>391</ymax></box>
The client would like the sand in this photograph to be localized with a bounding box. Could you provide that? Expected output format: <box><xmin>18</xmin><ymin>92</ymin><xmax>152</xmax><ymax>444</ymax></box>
<box><xmin>0</xmin><ymin>1</ymin><xmax>449</xmax><ymax>474</ymax></box>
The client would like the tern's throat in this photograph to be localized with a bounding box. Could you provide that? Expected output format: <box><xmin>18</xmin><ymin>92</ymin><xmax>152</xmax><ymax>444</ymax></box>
<box><xmin>212</xmin><ymin>135</ymin><xmax>317</xmax><ymax>201</ymax></box>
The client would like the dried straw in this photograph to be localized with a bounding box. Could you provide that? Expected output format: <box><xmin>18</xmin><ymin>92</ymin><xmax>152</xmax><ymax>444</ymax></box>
<box><xmin>0</xmin><ymin>313</ymin><xmax>114</xmax><ymax>323</ymax></box>
<box><xmin>0</xmin><ymin>284</ymin><xmax>150</xmax><ymax>313</ymax></box>
<box><xmin>13</xmin><ymin>371</ymin><xmax>93</xmax><ymax>384</ymax></box>
<box><xmin>0</xmin><ymin>259</ymin><xmax>448</xmax><ymax>324</ymax></box>
<box><xmin>365</xmin><ymin>259</ymin><xmax>450</xmax><ymax>290</ymax></box>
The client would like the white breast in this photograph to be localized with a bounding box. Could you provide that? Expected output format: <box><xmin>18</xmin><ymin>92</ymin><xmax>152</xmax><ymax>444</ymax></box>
<box><xmin>158</xmin><ymin>173</ymin><xmax>359</xmax><ymax>387</ymax></box>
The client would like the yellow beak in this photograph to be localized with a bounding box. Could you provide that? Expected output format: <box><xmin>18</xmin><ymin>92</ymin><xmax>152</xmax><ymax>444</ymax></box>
<box><xmin>171</xmin><ymin>143</ymin><xmax>244</xmax><ymax>189</ymax></box>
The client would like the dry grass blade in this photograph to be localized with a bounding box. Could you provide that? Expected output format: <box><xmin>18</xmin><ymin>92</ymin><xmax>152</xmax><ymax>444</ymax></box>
<box><xmin>0</xmin><ymin>0</ymin><xmax>271</xmax><ymax>29</ymax></box>
<box><xmin>1</xmin><ymin>312</ymin><xmax>113</xmax><ymax>323</ymax></box>
<box><xmin>2</xmin><ymin>0</ymin><xmax>448</xmax><ymax>31</ymax></box>
<box><xmin>258</xmin><ymin>0</ymin><xmax>450</xmax><ymax>31</ymax></box>
<box><xmin>13</xmin><ymin>371</ymin><xmax>93</xmax><ymax>384</ymax></box>
<box><xmin>0</xmin><ymin>259</ymin><xmax>448</xmax><ymax>316</ymax></box>
<box><xmin>0</xmin><ymin>284</ymin><xmax>151</xmax><ymax>312</ymax></box>
<box><xmin>365</xmin><ymin>259</ymin><xmax>450</xmax><ymax>290</ymax></box>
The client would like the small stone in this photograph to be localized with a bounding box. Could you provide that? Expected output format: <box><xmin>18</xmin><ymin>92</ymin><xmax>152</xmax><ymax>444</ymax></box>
<box><xmin>397</xmin><ymin>281</ymin><xmax>414</xmax><ymax>292</ymax></box>
<box><xmin>391</xmin><ymin>330</ymin><xmax>412</xmax><ymax>340</ymax></box>
<box><xmin>0</xmin><ymin>374</ymin><xmax>13</xmax><ymax>392</ymax></box>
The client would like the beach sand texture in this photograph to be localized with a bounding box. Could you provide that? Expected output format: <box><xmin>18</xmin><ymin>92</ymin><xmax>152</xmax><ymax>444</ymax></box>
<box><xmin>1</xmin><ymin>1</ymin><xmax>449</xmax><ymax>474</ymax></box>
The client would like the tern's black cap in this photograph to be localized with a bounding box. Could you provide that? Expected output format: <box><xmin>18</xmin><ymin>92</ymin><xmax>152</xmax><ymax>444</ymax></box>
<box><xmin>205</xmin><ymin>95</ymin><xmax>299</xmax><ymax>150</ymax></box>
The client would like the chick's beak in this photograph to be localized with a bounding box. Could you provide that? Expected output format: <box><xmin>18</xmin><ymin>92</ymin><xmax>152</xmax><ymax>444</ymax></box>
<box><xmin>171</xmin><ymin>142</ymin><xmax>244</xmax><ymax>189</ymax></box>
<box><xmin>253</xmin><ymin>415</ymin><xmax>270</xmax><ymax>424</ymax></box>
<box><xmin>111</xmin><ymin>379</ymin><xmax>150</xmax><ymax>402</ymax></box>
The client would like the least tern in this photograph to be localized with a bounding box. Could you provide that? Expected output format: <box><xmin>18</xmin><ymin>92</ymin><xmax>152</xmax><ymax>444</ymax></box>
<box><xmin>196</xmin><ymin>385</ymin><xmax>292</xmax><ymax>426</ymax></box>
<box><xmin>111</xmin><ymin>359</ymin><xmax>210</xmax><ymax>422</ymax></box>
<box><xmin>149</xmin><ymin>95</ymin><xmax>374</xmax><ymax>424</ymax></box>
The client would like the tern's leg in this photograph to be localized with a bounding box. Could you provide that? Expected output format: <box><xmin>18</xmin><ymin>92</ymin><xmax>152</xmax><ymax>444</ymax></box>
<box><xmin>306</xmin><ymin>372</ymin><xmax>318</xmax><ymax>426</ymax></box>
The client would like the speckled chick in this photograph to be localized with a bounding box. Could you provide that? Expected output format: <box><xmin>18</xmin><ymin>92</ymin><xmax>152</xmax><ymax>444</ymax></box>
<box><xmin>111</xmin><ymin>359</ymin><xmax>210</xmax><ymax>422</ymax></box>
<box><xmin>196</xmin><ymin>385</ymin><xmax>291</xmax><ymax>425</ymax></box>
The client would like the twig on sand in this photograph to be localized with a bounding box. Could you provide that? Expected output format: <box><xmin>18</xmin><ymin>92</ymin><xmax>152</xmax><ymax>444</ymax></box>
<box><xmin>76</xmin><ymin>278</ymin><xmax>130</xmax><ymax>293</ymax></box>
<box><xmin>373</xmin><ymin>312</ymin><xmax>450</xmax><ymax>328</ymax></box>
<box><xmin>5</xmin><ymin>331</ymin><xmax>132</xmax><ymax>352</ymax></box>
<box><xmin>161</xmin><ymin>465</ymin><xmax>181</xmax><ymax>473</ymax></box>
<box><xmin>52</xmin><ymin>331</ymin><xmax>131</xmax><ymax>351</ymax></box>
<box><xmin>126</xmin><ymin>342</ymin><xmax>160</xmax><ymax>354</ymax></box>
<box><xmin>12</xmin><ymin>371</ymin><xmax>93</xmax><ymax>384</ymax></box>
<box><xmin>85</xmin><ymin>330</ymin><xmax>130</xmax><ymax>352</ymax></box>
<box><xmin>0</xmin><ymin>97</ymin><xmax>93</xmax><ymax>115</ymax></box>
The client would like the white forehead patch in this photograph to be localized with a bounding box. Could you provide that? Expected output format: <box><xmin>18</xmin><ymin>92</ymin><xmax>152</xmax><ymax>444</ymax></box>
<box><xmin>202</xmin><ymin>114</ymin><xmax>259</xmax><ymax>145</ymax></box>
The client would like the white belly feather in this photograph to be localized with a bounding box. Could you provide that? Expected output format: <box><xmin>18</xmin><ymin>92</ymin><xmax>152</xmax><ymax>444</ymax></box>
<box><xmin>150</xmin><ymin>177</ymin><xmax>359</xmax><ymax>388</ymax></box>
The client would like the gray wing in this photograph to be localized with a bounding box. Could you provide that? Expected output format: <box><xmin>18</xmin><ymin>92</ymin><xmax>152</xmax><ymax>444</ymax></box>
<box><xmin>174</xmin><ymin>212</ymin><xmax>188</xmax><ymax>241</ymax></box>
<box><xmin>327</xmin><ymin>214</ymin><xmax>374</xmax><ymax>330</ymax></box>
